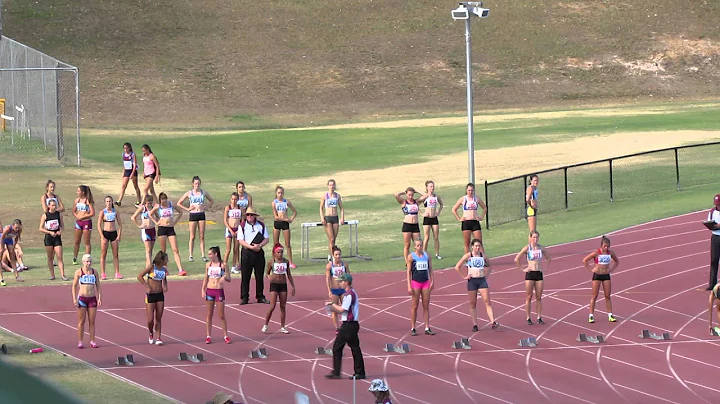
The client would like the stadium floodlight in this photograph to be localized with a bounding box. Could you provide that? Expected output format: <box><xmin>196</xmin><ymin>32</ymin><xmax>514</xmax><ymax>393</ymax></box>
<box><xmin>452</xmin><ymin>2</ymin><xmax>491</xmax><ymax>185</ymax></box>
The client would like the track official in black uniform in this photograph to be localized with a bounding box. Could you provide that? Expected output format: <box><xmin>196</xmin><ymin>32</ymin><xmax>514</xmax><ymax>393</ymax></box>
<box><xmin>325</xmin><ymin>273</ymin><xmax>366</xmax><ymax>380</ymax></box>
<box><xmin>237</xmin><ymin>207</ymin><xmax>270</xmax><ymax>304</ymax></box>
<box><xmin>706</xmin><ymin>195</ymin><xmax>720</xmax><ymax>290</ymax></box>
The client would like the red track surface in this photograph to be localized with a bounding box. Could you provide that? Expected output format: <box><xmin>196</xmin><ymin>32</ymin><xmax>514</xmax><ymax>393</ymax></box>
<box><xmin>2</xmin><ymin>211</ymin><xmax>720</xmax><ymax>403</ymax></box>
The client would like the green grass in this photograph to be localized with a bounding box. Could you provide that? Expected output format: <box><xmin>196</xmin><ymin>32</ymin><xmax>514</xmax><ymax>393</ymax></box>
<box><xmin>0</xmin><ymin>328</ymin><xmax>171</xmax><ymax>404</ymax></box>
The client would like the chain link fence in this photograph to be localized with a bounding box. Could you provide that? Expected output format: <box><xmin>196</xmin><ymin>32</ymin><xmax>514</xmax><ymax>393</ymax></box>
<box><xmin>0</xmin><ymin>36</ymin><xmax>80</xmax><ymax>166</ymax></box>
<box><xmin>484</xmin><ymin>141</ymin><xmax>720</xmax><ymax>228</ymax></box>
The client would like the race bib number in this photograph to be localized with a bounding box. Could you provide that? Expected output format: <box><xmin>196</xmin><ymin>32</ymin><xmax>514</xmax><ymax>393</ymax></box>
<box><xmin>273</xmin><ymin>263</ymin><xmax>287</xmax><ymax>275</ymax></box>
<box><xmin>416</xmin><ymin>261</ymin><xmax>429</xmax><ymax>271</ymax></box>
<box><xmin>208</xmin><ymin>267</ymin><xmax>223</xmax><ymax>278</ymax></box>
<box><xmin>152</xmin><ymin>269</ymin><xmax>166</xmax><ymax>281</ymax></box>
<box><xmin>123</xmin><ymin>161</ymin><xmax>133</xmax><ymax>170</ymax></box>
<box><xmin>46</xmin><ymin>220</ymin><xmax>59</xmax><ymax>231</ymax></box>
<box><xmin>332</xmin><ymin>268</ymin><xmax>344</xmax><ymax>278</ymax></box>
<box><xmin>79</xmin><ymin>274</ymin><xmax>96</xmax><ymax>284</ymax></box>
<box><xmin>469</xmin><ymin>257</ymin><xmax>485</xmax><ymax>268</ymax></box>
<box><xmin>426</xmin><ymin>197</ymin><xmax>437</xmax><ymax>208</ymax></box>
<box><xmin>598</xmin><ymin>254</ymin><xmax>611</xmax><ymax>265</ymax></box>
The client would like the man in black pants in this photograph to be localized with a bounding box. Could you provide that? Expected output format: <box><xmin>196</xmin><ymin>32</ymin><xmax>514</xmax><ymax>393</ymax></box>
<box><xmin>707</xmin><ymin>194</ymin><xmax>720</xmax><ymax>290</ymax></box>
<box><xmin>325</xmin><ymin>273</ymin><xmax>366</xmax><ymax>380</ymax></box>
<box><xmin>237</xmin><ymin>207</ymin><xmax>270</xmax><ymax>304</ymax></box>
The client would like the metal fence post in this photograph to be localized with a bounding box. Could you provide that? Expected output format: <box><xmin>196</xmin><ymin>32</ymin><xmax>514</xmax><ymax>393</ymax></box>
<box><xmin>522</xmin><ymin>175</ymin><xmax>527</xmax><ymax>217</ymax></box>
<box><xmin>674</xmin><ymin>148</ymin><xmax>680</xmax><ymax>191</ymax></box>
<box><xmin>484</xmin><ymin>180</ymin><xmax>489</xmax><ymax>229</ymax></box>
<box><xmin>609</xmin><ymin>160</ymin><xmax>614</xmax><ymax>202</ymax></box>
<box><xmin>564</xmin><ymin>167</ymin><xmax>569</xmax><ymax>210</ymax></box>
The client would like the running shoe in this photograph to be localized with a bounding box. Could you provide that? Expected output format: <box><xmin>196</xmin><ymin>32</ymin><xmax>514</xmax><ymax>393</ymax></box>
<box><xmin>527</xmin><ymin>319</ymin><xmax>533</xmax><ymax>325</ymax></box>
<box><xmin>262</xmin><ymin>325</ymin><xmax>269</xmax><ymax>333</ymax></box>
<box><xmin>155</xmin><ymin>339</ymin><xmax>163</xmax><ymax>346</ymax></box>
<box><xmin>149</xmin><ymin>336</ymin><xmax>154</xmax><ymax>345</ymax></box>
<box><xmin>202</xmin><ymin>256</ymin><xmax>208</xmax><ymax>262</ymax></box>
<box><xmin>588</xmin><ymin>314</ymin><xmax>595</xmax><ymax>323</ymax></box>
<box><xmin>115</xmin><ymin>273</ymin><xmax>123</xmax><ymax>279</ymax></box>
<box><xmin>231</xmin><ymin>267</ymin><xmax>240</xmax><ymax>274</ymax></box>
<box><xmin>425</xmin><ymin>328</ymin><xmax>435</xmax><ymax>335</ymax></box>
<box><xmin>61</xmin><ymin>276</ymin><xmax>69</xmax><ymax>281</ymax></box>
<box><xmin>115</xmin><ymin>201</ymin><xmax>121</xmax><ymax>206</ymax></box>
<box><xmin>77</xmin><ymin>342</ymin><xmax>84</xmax><ymax>349</ymax></box>
<box><xmin>280</xmin><ymin>327</ymin><xmax>290</xmax><ymax>334</ymax></box>
<box><xmin>90</xmin><ymin>341</ymin><xmax>98</xmax><ymax>348</ymax></box>
<box><xmin>224</xmin><ymin>336</ymin><xmax>231</xmax><ymax>344</ymax></box>
<box><xmin>205</xmin><ymin>337</ymin><xmax>211</xmax><ymax>344</ymax></box>
<box><xmin>410</xmin><ymin>328</ymin><xmax>417</xmax><ymax>336</ymax></box>
<box><xmin>178</xmin><ymin>270</ymin><xmax>187</xmax><ymax>276</ymax></box>
<box><xmin>134</xmin><ymin>202</ymin><xmax>141</xmax><ymax>208</ymax></box>
<box><xmin>491</xmin><ymin>321</ymin><xmax>499</xmax><ymax>330</ymax></box>
<box><xmin>435</xmin><ymin>255</ymin><xmax>443</xmax><ymax>260</ymax></box>
<box><xmin>101</xmin><ymin>273</ymin><xmax>107</xmax><ymax>280</ymax></box>
<box><xmin>608</xmin><ymin>314</ymin><xmax>617</xmax><ymax>322</ymax></box>
<box><xmin>188</xmin><ymin>256</ymin><xmax>194</xmax><ymax>262</ymax></box>
<box><xmin>537</xmin><ymin>318</ymin><xmax>545</xmax><ymax>325</ymax></box>
<box><xmin>472</xmin><ymin>325</ymin><xmax>479</xmax><ymax>332</ymax></box>
<box><xmin>72</xmin><ymin>258</ymin><xmax>78</xmax><ymax>265</ymax></box>
<box><xmin>0</xmin><ymin>280</ymin><xmax>6</xmax><ymax>286</ymax></box>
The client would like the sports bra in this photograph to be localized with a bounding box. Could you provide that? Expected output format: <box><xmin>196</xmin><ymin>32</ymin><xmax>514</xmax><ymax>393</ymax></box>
<box><xmin>189</xmin><ymin>190</ymin><xmax>204</xmax><ymax>206</ymax></box>
<box><xmin>45</xmin><ymin>194</ymin><xmax>58</xmax><ymax>207</ymax></box>
<box><xmin>123</xmin><ymin>152</ymin><xmax>135</xmax><ymax>170</ymax></box>
<box><xmin>595</xmin><ymin>249</ymin><xmax>612</xmax><ymax>265</ymax></box>
<box><xmin>141</xmin><ymin>205</ymin><xmax>151</xmax><ymax>220</ymax></box>
<box><xmin>467</xmin><ymin>252</ymin><xmax>486</xmax><ymax>277</ymax></box>
<box><xmin>530</xmin><ymin>188</ymin><xmax>538</xmax><ymax>200</ymax></box>
<box><xmin>424</xmin><ymin>196</ymin><xmax>438</xmax><ymax>208</ymax></box>
<box><xmin>527</xmin><ymin>245</ymin><xmax>543</xmax><ymax>261</ymax></box>
<box><xmin>272</xmin><ymin>260</ymin><xmax>288</xmax><ymax>275</ymax></box>
<box><xmin>75</xmin><ymin>200</ymin><xmax>90</xmax><ymax>212</ymax></box>
<box><xmin>463</xmin><ymin>196</ymin><xmax>478</xmax><ymax>211</ymax></box>
<box><xmin>158</xmin><ymin>203</ymin><xmax>174</xmax><ymax>219</ymax></box>
<box><xmin>325</xmin><ymin>192</ymin><xmax>339</xmax><ymax>208</ymax></box>
<box><xmin>147</xmin><ymin>265</ymin><xmax>167</xmax><ymax>282</ymax></box>
<box><xmin>79</xmin><ymin>269</ymin><xmax>97</xmax><ymax>285</ymax></box>
<box><xmin>3</xmin><ymin>226</ymin><xmax>17</xmax><ymax>239</ymax></box>
<box><xmin>227</xmin><ymin>205</ymin><xmax>242</xmax><ymax>219</ymax></box>
<box><xmin>330</xmin><ymin>260</ymin><xmax>346</xmax><ymax>279</ymax></box>
<box><xmin>237</xmin><ymin>194</ymin><xmax>249</xmax><ymax>209</ymax></box>
<box><xmin>274</xmin><ymin>199</ymin><xmax>288</xmax><ymax>213</ymax></box>
<box><xmin>402</xmin><ymin>201</ymin><xmax>419</xmax><ymax>215</ymax></box>
<box><xmin>103</xmin><ymin>208</ymin><xmax>117</xmax><ymax>222</ymax></box>
<box><xmin>207</xmin><ymin>265</ymin><xmax>224</xmax><ymax>279</ymax></box>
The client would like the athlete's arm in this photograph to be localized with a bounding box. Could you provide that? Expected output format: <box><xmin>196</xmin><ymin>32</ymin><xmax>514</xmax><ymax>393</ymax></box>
<box><xmin>478</xmin><ymin>198</ymin><xmax>487</xmax><ymax>221</ymax></box>
<box><xmin>201</xmin><ymin>264</ymin><xmax>210</xmax><ymax>298</ymax></box>
<box><xmin>452</xmin><ymin>197</ymin><xmax>463</xmax><ymax>221</ymax></box>
<box><xmin>130</xmin><ymin>205</ymin><xmax>143</xmax><ymax>227</ymax></box>
<box><xmin>204</xmin><ymin>191</ymin><xmax>214</xmax><ymax>209</ymax></box>
<box><xmin>287</xmin><ymin>200</ymin><xmax>298</xmax><ymax>223</ymax></box>
<box><xmin>338</xmin><ymin>195</ymin><xmax>345</xmax><ymax>224</ymax></box>
<box><xmin>319</xmin><ymin>196</ymin><xmax>326</xmax><ymax>223</ymax></box>
<box><xmin>176</xmin><ymin>192</ymin><xmax>191</xmax><ymax>211</ymax></box>
<box><xmin>271</xmin><ymin>200</ymin><xmax>280</xmax><ymax>221</ymax></box>
<box><xmin>222</xmin><ymin>262</ymin><xmax>231</xmax><ymax>283</ymax></box>
<box><xmin>56</xmin><ymin>196</ymin><xmax>66</xmax><ymax>213</ymax></box>
<box><xmin>454</xmin><ymin>253</ymin><xmax>470</xmax><ymax>278</ymax></box>
<box><xmin>428</xmin><ymin>255</ymin><xmax>434</xmax><ymax>290</ymax></box>
<box><xmin>582</xmin><ymin>251</ymin><xmax>597</xmax><ymax>271</ymax></box>
<box><xmin>514</xmin><ymin>246</ymin><xmax>529</xmax><ymax>270</ymax></box>
<box><xmin>223</xmin><ymin>206</ymin><xmax>232</xmax><ymax>231</ymax></box>
<box><xmin>526</xmin><ymin>186</ymin><xmax>533</xmax><ymax>205</ymax></box>
<box><xmin>325</xmin><ymin>262</ymin><xmax>333</xmax><ymax>294</ymax></box>
<box><xmin>393</xmin><ymin>192</ymin><xmax>405</xmax><ymax>204</ymax></box>
<box><xmin>39</xmin><ymin>214</ymin><xmax>50</xmax><ymax>235</ymax></box>
<box><xmin>95</xmin><ymin>271</ymin><xmax>102</xmax><ymax>307</ymax></box>
<box><xmin>71</xmin><ymin>270</ymin><xmax>80</xmax><ymax>305</ymax></box>
<box><xmin>542</xmin><ymin>246</ymin><xmax>552</xmax><ymax>270</ymax></box>
<box><xmin>436</xmin><ymin>195</ymin><xmax>444</xmax><ymax>215</ymax></box>
<box><xmin>286</xmin><ymin>265</ymin><xmax>296</xmax><ymax>296</ymax></box>
<box><xmin>116</xmin><ymin>211</ymin><xmax>123</xmax><ymax>241</ymax></box>
<box><xmin>609</xmin><ymin>251</ymin><xmax>620</xmax><ymax>272</ymax></box>
<box><xmin>137</xmin><ymin>265</ymin><xmax>152</xmax><ymax>287</ymax></box>
<box><xmin>58</xmin><ymin>214</ymin><xmax>64</xmax><ymax>235</ymax></box>
<box><xmin>96</xmin><ymin>210</ymin><xmax>105</xmax><ymax>239</ymax></box>
<box><xmin>406</xmin><ymin>254</ymin><xmax>413</xmax><ymax>293</ymax></box>
<box><xmin>40</xmin><ymin>195</ymin><xmax>49</xmax><ymax>213</ymax></box>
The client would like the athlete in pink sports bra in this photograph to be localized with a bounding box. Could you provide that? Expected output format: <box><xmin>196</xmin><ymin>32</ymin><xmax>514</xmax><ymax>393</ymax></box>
<box><xmin>140</xmin><ymin>144</ymin><xmax>161</xmax><ymax>203</ymax></box>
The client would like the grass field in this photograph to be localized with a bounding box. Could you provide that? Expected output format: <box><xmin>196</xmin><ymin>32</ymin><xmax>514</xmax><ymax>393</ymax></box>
<box><xmin>1</xmin><ymin>103</ymin><xmax>719</xmax><ymax>403</ymax></box>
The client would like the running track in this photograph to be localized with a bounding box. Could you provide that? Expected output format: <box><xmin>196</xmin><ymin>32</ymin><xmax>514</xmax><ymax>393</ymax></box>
<box><xmin>2</xmin><ymin>211</ymin><xmax>720</xmax><ymax>404</ymax></box>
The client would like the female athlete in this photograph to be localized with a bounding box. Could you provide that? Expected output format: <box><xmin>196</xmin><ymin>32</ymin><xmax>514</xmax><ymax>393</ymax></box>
<box><xmin>131</xmin><ymin>195</ymin><xmax>157</xmax><ymax>268</ymax></box>
<box><xmin>451</xmin><ymin>183</ymin><xmax>487</xmax><ymax>254</ymax></box>
<box><xmin>39</xmin><ymin>199</ymin><xmax>67</xmax><ymax>280</ymax></box>
<box><xmin>455</xmin><ymin>239</ymin><xmax>498</xmax><ymax>332</ymax></box>
<box><xmin>116</xmin><ymin>142</ymin><xmax>142</xmax><ymax>207</ymax></box>
<box><xmin>72</xmin><ymin>254</ymin><xmax>101</xmax><ymax>349</ymax></box>
<box><xmin>41</xmin><ymin>180</ymin><xmax>66</xmax><ymax>213</ymax></box>
<box><xmin>223</xmin><ymin>192</ymin><xmax>242</xmax><ymax>273</ymax></box>
<box><xmin>407</xmin><ymin>238</ymin><xmax>434</xmax><ymax>336</ymax></box>
<box><xmin>137</xmin><ymin>251</ymin><xmax>169</xmax><ymax>345</ymax></box>
<box><xmin>141</xmin><ymin>144</ymin><xmax>161</xmax><ymax>202</ymax></box>
<box><xmin>320</xmin><ymin>179</ymin><xmax>344</xmax><ymax>261</ymax></box>
<box><xmin>525</xmin><ymin>174</ymin><xmax>539</xmax><ymax>232</ymax></box>
<box><xmin>514</xmin><ymin>230</ymin><xmax>552</xmax><ymax>325</ymax></box>
<box><xmin>97</xmin><ymin>196</ymin><xmax>123</xmax><ymax>280</ymax></box>
<box><xmin>582</xmin><ymin>235</ymin><xmax>620</xmax><ymax>323</ymax></box>
<box><xmin>417</xmin><ymin>180</ymin><xmax>443</xmax><ymax>260</ymax></box>
<box><xmin>394</xmin><ymin>187</ymin><xmax>421</xmax><ymax>261</ymax></box>
<box><xmin>263</xmin><ymin>243</ymin><xmax>296</xmax><ymax>334</ymax></box>
<box><xmin>202</xmin><ymin>246</ymin><xmax>231</xmax><ymax>344</ymax></box>
<box><xmin>2</xmin><ymin>219</ymin><xmax>24</xmax><ymax>282</ymax></box>
<box><xmin>178</xmin><ymin>176</ymin><xmax>214</xmax><ymax>262</ymax></box>
<box><xmin>272</xmin><ymin>186</ymin><xmax>298</xmax><ymax>268</ymax></box>
<box><xmin>325</xmin><ymin>246</ymin><xmax>350</xmax><ymax>332</ymax></box>
<box><xmin>149</xmin><ymin>193</ymin><xmax>187</xmax><ymax>276</ymax></box>
<box><xmin>72</xmin><ymin>185</ymin><xmax>95</xmax><ymax>265</ymax></box>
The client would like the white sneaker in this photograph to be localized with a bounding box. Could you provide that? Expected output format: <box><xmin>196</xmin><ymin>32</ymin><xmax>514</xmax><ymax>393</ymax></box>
<box><xmin>231</xmin><ymin>266</ymin><xmax>240</xmax><ymax>274</ymax></box>
<box><xmin>149</xmin><ymin>337</ymin><xmax>155</xmax><ymax>345</ymax></box>
<box><xmin>188</xmin><ymin>256</ymin><xmax>194</xmax><ymax>262</ymax></box>
<box><xmin>280</xmin><ymin>327</ymin><xmax>289</xmax><ymax>334</ymax></box>
<box><xmin>155</xmin><ymin>339</ymin><xmax>164</xmax><ymax>345</ymax></box>
<box><xmin>262</xmin><ymin>325</ymin><xmax>269</xmax><ymax>333</ymax></box>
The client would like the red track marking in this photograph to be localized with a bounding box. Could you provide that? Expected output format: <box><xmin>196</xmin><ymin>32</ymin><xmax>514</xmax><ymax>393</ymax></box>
<box><xmin>2</xmin><ymin>210</ymin><xmax>720</xmax><ymax>403</ymax></box>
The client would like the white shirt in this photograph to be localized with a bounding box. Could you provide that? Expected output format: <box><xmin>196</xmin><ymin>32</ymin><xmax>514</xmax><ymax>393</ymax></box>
<box><xmin>340</xmin><ymin>289</ymin><xmax>359</xmax><ymax>322</ymax></box>
<box><xmin>709</xmin><ymin>209</ymin><xmax>720</xmax><ymax>236</ymax></box>
<box><xmin>237</xmin><ymin>219</ymin><xmax>269</xmax><ymax>243</ymax></box>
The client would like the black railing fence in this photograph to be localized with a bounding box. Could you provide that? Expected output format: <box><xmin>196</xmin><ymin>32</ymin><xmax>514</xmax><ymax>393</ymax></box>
<box><xmin>483</xmin><ymin>141</ymin><xmax>720</xmax><ymax>228</ymax></box>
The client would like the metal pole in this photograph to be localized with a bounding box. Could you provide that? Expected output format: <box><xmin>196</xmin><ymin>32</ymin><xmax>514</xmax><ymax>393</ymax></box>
<box><xmin>464</xmin><ymin>18</ymin><xmax>475</xmax><ymax>185</ymax></box>
<box><xmin>74</xmin><ymin>68</ymin><xmax>81</xmax><ymax>166</ymax></box>
<box><xmin>352</xmin><ymin>375</ymin><xmax>356</xmax><ymax>404</ymax></box>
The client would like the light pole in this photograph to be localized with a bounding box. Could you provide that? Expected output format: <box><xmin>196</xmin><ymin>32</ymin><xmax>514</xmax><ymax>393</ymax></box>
<box><xmin>451</xmin><ymin>2</ymin><xmax>490</xmax><ymax>185</ymax></box>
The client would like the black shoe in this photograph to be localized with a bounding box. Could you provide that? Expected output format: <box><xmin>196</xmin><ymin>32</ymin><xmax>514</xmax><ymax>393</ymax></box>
<box><xmin>349</xmin><ymin>374</ymin><xmax>366</xmax><ymax>380</ymax></box>
<box><xmin>410</xmin><ymin>328</ymin><xmax>417</xmax><ymax>336</ymax></box>
<box><xmin>527</xmin><ymin>319</ymin><xmax>533</xmax><ymax>325</ymax></box>
<box><xmin>239</xmin><ymin>300</ymin><xmax>249</xmax><ymax>305</ymax></box>
<box><xmin>258</xmin><ymin>298</ymin><xmax>270</xmax><ymax>304</ymax></box>
<box><xmin>491</xmin><ymin>321</ymin><xmax>499</xmax><ymax>330</ymax></box>
<box><xmin>707</xmin><ymin>286</ymin><xmax>714</xmax><ymax>291</ymax></box>
<box><xmin>325</xmin><ymin>373</ymin><xmax>342</xmax><ymax>379</ymax></box>
<box><xmin>472</xmin><ymin>325</ymin><xmax>479</xmax><ymax>332</ymax></box>
<box><xmin>537</xmin><ymin>318</ymin><xmax>545</xmax><ymax>325</ymax></box>
<box><xmin>425</xmin><ymin>328</ymin><xmax>435</xmax><ymax>335</ymax></box>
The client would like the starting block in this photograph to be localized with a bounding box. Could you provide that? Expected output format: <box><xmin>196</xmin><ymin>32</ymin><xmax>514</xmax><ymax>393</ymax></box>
<box><xmin>639</xmin><ymin>330</ymin><xmax>671</xmax><ymax>340</ymax></box>
<box><xmin>577</xmin><ymin>334</ymin><xmax>605</xmax><ymax>344</ymax></box>
<box><xmin>452</xmin><ymin>338</ymin><xmax>471</xmax><ymax>350</ymax></box>
<box><xmin>249</xmin><ymin>348</ymin><xmax>268</xmax><ymax>359</ymax></box>
<box><xmin>115</xmin><ymin>354</ymin><xmax>135</xmax><ymax>366</ymax></box>
<box><xmin>518</xmin><ymin>337</ymin><xmax>537</xmax><ymax>347</ymax></box>
<box><xmin>315</xmin><ymin>347</ymin><xmax>332</xmax><ymax>355</ymax></box>
<box><xmin>178</xmin><ymin>352</ymin><xmax>206</xmax><ymax>363</ymax></box>
<box><xmin>382</xmin><ymin>343</ymin><xmax>410</xmax><ymax>354</ymax></box>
